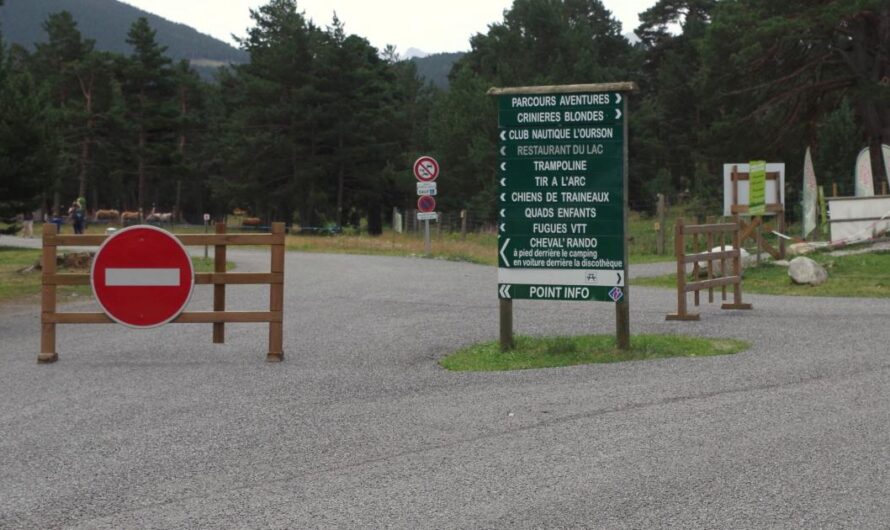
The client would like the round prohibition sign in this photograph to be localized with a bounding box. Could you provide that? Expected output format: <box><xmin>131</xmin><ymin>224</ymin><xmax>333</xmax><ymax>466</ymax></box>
<box><xmin>90</xmin><ymin>225</ymin><xmax>195</xmax><ymax>328</ymax></box>
<box><xmin>417</xmin><ymin>195</ymin><xmax>437</xmax><ymax>213</ymax></box>
<box><xmin>413</xmin><ymin>155</ymin><xmax>440</xmax><ymax>182</ymax></box>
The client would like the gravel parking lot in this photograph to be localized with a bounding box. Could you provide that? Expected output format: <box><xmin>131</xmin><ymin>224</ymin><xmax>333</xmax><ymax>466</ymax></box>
<box><xmin>1</xmin><ymin>241</ymin><xmax>889</xmax><ymax>528</ymax></box>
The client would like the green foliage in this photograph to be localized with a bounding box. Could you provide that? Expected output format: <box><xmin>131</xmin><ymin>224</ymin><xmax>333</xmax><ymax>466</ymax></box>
<box><xmin>0</xmin><ymin>44</ymin><xmax>55</xmax><ymax>217</ymax></box>
<box><xmin>2</xmin><ymin>0</ymin><xmax>888</xmax><ymax>230</ymax></box>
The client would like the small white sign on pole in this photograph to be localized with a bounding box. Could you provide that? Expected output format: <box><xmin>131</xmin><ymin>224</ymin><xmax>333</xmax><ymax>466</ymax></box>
<box><xmin>417</xmin><ymin>182</ymin><xmax>438</xmax><ymax>196</ymax></box>
<box><xmin>417</xmin><ymin>212</ymin><xmax>438</xmax><ymax>221</ymax></box>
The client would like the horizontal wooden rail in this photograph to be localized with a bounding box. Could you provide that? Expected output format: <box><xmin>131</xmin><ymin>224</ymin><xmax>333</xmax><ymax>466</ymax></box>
<box><xmin>685</xmin><ymin>276</ymin><xmax>741</xmax><ymax>292</ymax></box>
<box><xmin>730</xmin><ymin>204</ymin><xmax>784</xmax><ymax>214</ymax></box>
<box><xmin>45</xmin><ymin>311</ymin><xmax>282</xmax><ymax>324</ymax></box>
<box><xmin>44</xmin><ymin>272</ymin><xmax>283</xmax><ymax>286</ymax></box>
<box><xmin>730</xmin><ymin>171</ymin><xmax>780</xmax><ymax>181</ymax></box>
<box><xmin>46</xmin><ymin>233</ymin><xmax>281</xmax><ymax>247</ymax></box>
<box><xmin>683</xmin><ymin>249</ymin><xmax>739</xmax><ymax>264</ymax></box>
<box><xmin>683</xmin><ymin>223</ymin><xmax>739</xmax><ymax>235</ymax></box>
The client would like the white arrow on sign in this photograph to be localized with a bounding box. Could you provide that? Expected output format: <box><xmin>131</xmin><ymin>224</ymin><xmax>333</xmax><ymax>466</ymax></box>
<box><xmin>500</xmin><ymin>130</ymin><xmax>506</xmax><ymax>141</ymax></box>
<box><xmin>499</xmin><ymin>209</ymin><xmax>506</xmax><ymax>217</ymax></box>
<box><xmin>499</xmin><ymin>238</ymin><xmax>510</xmax><ymax>267</ymax></box>
<box><xmin>499</xmin><ymin>223</ymin><xmax>506</xmax><ymax>233</ymax></box>
<box><xmin>616</xmin><ymin>93</ymin><xmax>622</xmax><ymax>104</ymax></box>
<box><xmin>499</xmin><ymin>284</ymin><xmax>511</xmax><ymax>299</ymax></box>
<box><xmin>500</xmin><ymin>146</ymin><xmax>506</xmax><ymax>156</ymax></box>
<box><xmin>500</xmin><ymin>193</ymin><xmax>506</xmax><ymax>201</ymax></box>
<box><xmin>615</xmin><ymin>108</ymin><xmax>622</xmax><ymax>120</ymax></box>
<box><xmin>500</xmin><ymin>162</ymin><xmax>507</xmax><ymax>171</ymax></box>
<box><xmin>500</xmin><ymin>178</ymin><xmax>506</xmax><ymax>186</ymax></box>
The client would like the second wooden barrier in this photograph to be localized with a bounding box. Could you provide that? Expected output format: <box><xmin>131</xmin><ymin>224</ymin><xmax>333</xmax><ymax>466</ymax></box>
<box><xmin>39</xmin><ymin>222</ymin><xmax>286</xmax><ymax>363</ymax></box>
<box><xmin>666</xmin><ymin>218</ymin><xmax>752</xmax><ymax>321</ymax></box>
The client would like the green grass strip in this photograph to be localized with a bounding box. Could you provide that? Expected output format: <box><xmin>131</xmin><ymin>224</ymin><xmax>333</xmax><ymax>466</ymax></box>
<box><xmin>440</xmin><ymin>334</ymin><xmax>748</xmax><ymax>372</ymax></box>
<box><xmin>635</xmin><ymin>251</ymin><xmax>890</xmax><ymax>298</ymax></box>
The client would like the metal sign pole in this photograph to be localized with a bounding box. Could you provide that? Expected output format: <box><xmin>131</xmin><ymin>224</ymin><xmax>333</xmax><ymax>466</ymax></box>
<box><xmin>424</xmin><ymin>219</ymin><xmax>431</xmax><ymax>256</ymax></box>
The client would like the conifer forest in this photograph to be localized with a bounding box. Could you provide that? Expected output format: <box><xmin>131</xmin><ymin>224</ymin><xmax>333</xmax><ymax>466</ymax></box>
<box><xmin>1</xmin><ymin>0</ymin><xmax>888</xmax><ymax>232</ymax></box>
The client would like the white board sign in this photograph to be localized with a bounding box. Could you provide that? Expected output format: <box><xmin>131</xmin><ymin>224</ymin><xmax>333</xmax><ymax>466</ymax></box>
<box><xmin>828</xmin><ymin>196</ymin><xmax>890</xmax><ymax>242</ymax></box>
<box><xmin>723</xmin><ymin>163</ymin><xmax>785</xmax><ymax>217</ymax></box>
<box><xmin>417</xmin><ymin>212</ymin><xmax>438</xmax><ymax>221</ymax></box>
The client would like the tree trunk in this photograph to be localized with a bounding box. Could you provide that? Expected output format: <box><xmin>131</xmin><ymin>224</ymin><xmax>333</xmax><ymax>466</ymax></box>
<box><xmin>138</xmin><ymin>127</ymin><xmax>146</xmax><ymax>214</ymax></box>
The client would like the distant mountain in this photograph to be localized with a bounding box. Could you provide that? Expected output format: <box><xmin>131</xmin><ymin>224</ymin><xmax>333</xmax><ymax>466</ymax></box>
<box><xmin>411</xmin><ymin>51</ymin><xmax>464</xmax><ymax>90</ymax></box>
<box><xmin>404</xmin><ymin>47</ymin><xmax>428</xmax><ymax>59</ymax></box>
<box><xmin>0</xmin><ymin>0</ymin><xmax>248</xmax><ymax>78</ymax></box>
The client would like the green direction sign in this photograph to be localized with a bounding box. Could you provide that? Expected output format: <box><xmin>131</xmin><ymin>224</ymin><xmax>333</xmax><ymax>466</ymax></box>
<box><xmin>496</xmin><ymin>89</ymin><xmax>627</xmax><ymax>302</ymax></box>
<box><xmin>499</xmin><ymin>126</ymin><xmax>624</xmax><ymax>144</ymax></box>
<box><xmin>497</xmin><ymin>92</ymin><xmax>624</xmax><ymax>111</ymax></box>
<box><xmin>499</xmin><ymin>108</ymin><xmax>624</xmax><ymax>128</ymax></box>
<box><xmin>498</xmin><ymin>140</ymin><xmax>623</xmax><ymax>159</ymax></box>
<box><xmin>498</xmin><ymin>284</ymin><xmax>624</xmax><ymax>303</ymax></box>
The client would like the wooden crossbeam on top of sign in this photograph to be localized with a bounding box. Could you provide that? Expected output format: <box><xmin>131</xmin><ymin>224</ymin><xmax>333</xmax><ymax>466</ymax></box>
<box><xmin>487</xmin><ymin>82</ymin><xmax>638</xmax><ymax>95</ymax></box>
<box><xmin>43</xmin><ymin>272</ymin><xmax>284</xmax><ymax>286</ymax></box>
<box><xmin>47</xmin><ymin>233</ymin><xmax>281</xmax><ymax>246</ymax></box>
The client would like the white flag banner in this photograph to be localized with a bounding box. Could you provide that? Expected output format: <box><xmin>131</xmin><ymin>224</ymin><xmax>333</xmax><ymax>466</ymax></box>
<box><xmin>883</xmin><ymin>144</ymin><xmax>890</xmax><ymax>191</ymax></box>
<box><xmin>855</xmin><ymin>147</ymin><xmax>875</xmax><ymax>197</ymax></box>
<box><xmin>802</xmin><ymin>147</ymin><xmax>817</xmax><ymax>237</ymax></box>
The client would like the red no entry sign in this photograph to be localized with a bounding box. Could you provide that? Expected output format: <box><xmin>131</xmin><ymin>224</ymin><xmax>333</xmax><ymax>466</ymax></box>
<box><xmin>417</xmin><ymin>195</ymin><xmax>437</xmax><ymax>213</ymax></box>
<box><xmin>413</xmin><ymin>156</ymin><xmax>439</xmax><ymax>182</ymax></box>
<box><xmin>90</xmin><ymin>225</ymin><xmax>195</xmax><ymax>328</ymax></box>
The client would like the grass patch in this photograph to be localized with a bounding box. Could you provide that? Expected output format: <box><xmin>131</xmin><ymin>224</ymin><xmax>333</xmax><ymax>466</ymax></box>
<box><xmin>0</xmin><ymin>246</ymin><xmax>230</xmax><ymax>304</ymax></box>
<box><xmin>634</xmin><ymin>250</ymin><xmax>890</xmax><ymax>298</ymax></box>
<box><xmin>440</xmin><ymin>334</ymin><xmax>748</xmax><ymax>372</ymax></box>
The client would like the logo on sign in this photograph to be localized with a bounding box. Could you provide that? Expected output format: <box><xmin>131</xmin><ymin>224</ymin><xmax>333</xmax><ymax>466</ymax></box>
<box><xmin>585</xmin><ymin>272</ymin><xmax>598</xmax><ymax>283</ymax></box>
<box><xmin>608</xmin><ymin>286</ymin><xmax>624</xmax><ymax>302</ymax></box>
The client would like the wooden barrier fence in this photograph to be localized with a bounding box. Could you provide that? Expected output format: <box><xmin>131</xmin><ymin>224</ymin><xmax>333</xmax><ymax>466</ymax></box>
<box><xmin>39</xmin><ymin>222</ymin><xmax>285</xmax><ymax>363</ymax></box>
<box><xmin>666</xmin><ymin>218</ymin><xmax>752</xmax><ymax>321</ymax></box>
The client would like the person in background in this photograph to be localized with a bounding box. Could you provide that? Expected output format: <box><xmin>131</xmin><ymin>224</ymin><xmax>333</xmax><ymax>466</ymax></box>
<box><xmin>22</xmin><ymin>211</ymin><xmax>34</xmax><ymax>238</ymax></box>
<box><xmin>68</xmin><ymin>199</ymin><xmax>86</xmax><ymax>235</ymax></box>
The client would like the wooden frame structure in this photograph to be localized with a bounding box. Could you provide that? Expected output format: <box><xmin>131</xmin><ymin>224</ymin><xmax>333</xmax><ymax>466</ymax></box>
<box><xmin>39</xmin><ymin>222</ymin><xmax>285</xmax><ymax>363</ymax></box>
<box><xmin>730</xmin><ymin>165</ymin><xmax>786</xmax><ymax>259</ymax></box>
<box><xmin>666</xmin><ymin>218</ymin><xmax>752</xmax><ymax>321</ymax></box>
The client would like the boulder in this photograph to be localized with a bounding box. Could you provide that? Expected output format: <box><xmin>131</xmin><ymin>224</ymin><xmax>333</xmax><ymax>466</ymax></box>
<box><xmin>788</xmin><ymin>242</ymin><xmax>817</xmax><ymax>256</ymax></box>
<box><xmin>696</xmin><ymin>246</ymin><xmax>750</xmax><ymax>277</ymax></box>
<box><xmin>788</xmin><ymin>256</ymin><xmax>828</xmax><ymax>285</ymax></box>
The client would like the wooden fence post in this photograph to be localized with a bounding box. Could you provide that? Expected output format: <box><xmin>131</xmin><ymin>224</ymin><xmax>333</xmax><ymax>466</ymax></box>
<box><xmin>213</xmin><ymin>222</ymin><xmax>226</xmax><ymax>343</ymax></box>
<box><xmin>461</xmin><ymin>209</ymin><xmax>468</xmax><ymax>241</ymax></box>
<box><xmin>722</xmin><ymin>216</ymin><xmax>753</xmax><ymax>311</ymax></box>
<box><xmin>39</xmin><ymin>223</ymin><xmax>59</xmax><ymax>363</ymax></box>
<box><xmin>267</xmin><ymin>222</ymin><xmax>285</xmax><ymax>362</ymax></box>
<box><xmin>499</xmin><ymin>298</ymin><xmax>513</xmax><ymax>351</ymax></box>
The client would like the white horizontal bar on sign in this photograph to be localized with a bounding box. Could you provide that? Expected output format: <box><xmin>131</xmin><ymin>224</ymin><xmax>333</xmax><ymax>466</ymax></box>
<box><xmin>417</xmin><ymin>212</ymin><xmax>438</xmax><ymax>221</ymax></box>
<box><xmin>498</xmin><ymin>268</ymin><xmax>624</xmax><ymax>287</ymax></box>
<box><xmin>105</xmin><ymin>268</ymin><xmax>181</xmax><ymax>287</ymax></box>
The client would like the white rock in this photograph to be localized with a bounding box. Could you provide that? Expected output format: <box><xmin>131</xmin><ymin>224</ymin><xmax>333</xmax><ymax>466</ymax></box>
<box><xmin>773</xmin><ymin>260</ymin><xmax>790</xmax><ymax>267</ymax></box>
<box><xmin>788</xmin><ymin>242</ymin><xmax>817</xmax><ymax>256</ymax></box>
<box><xmin>696</xmin><ymin>246</ymin><xmax>750</xmax><ymax>277</ymax></box>
<box><xmin>788</xmin><ymin>256</ymin><xmax>828</xmax><ymax>285</ymax></box>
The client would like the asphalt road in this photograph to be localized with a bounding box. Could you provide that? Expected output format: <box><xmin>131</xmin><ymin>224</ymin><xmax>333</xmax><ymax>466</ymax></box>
<box><xmin>1</xmin><ymin>239</ymin><xmax>889</xmax><ymax>528</ymax></box>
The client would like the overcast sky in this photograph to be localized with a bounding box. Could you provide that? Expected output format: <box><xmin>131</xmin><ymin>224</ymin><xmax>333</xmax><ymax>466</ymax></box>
<box><xmin>118</xmin><ymin>0</ymin><xmax>656</xmax><ymax>55</ymax></box>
